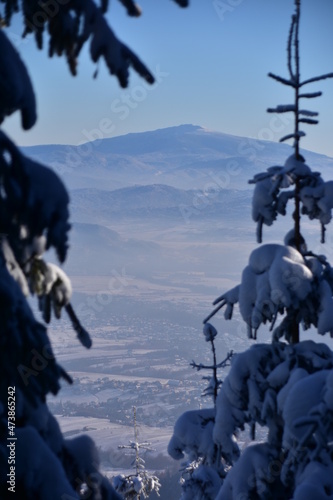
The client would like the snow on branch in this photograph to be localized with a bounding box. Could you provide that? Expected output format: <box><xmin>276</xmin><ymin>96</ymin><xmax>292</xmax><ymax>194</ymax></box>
<box><xmin>214</xmin><ymin>340</ymin><xmax>333</xmax><ymax>456</ymax></box>
<box><xmin>168</xmin><ymin>408</ymin><xmax>216</xmax><ymax>462</ymax></box>
<box><xmin>212</xmin><ymin>340</ymin><xmax>333</xmax><ymax>498</ymax></box>
<box><xmin>300</xmin><ymin>180</ymin><xmax>333</xmax><ymax>226</ymax></box>
<box><xmin>0</xmin><ymin>131</ymin><xmax>70</xmax><ymax>263</ymax></box>
<box><xmin>1</xmin><ymin>0</ymin><xmax>188</xmax><ymax>91</ymax></box>
<box><xmin>0</xmin><ymin>131</ymin><xmax>92</xmax><ymax>345</ymax></box>
<box><xmin>299</xmin><ymin>91</ymin><xmax>322</xmax><ymax>98</ymax></box>
<box><xmin>205</xmin><ymin>235</ymin><xmax>333</xmax><ymax>342</ymax></box>
<box><xmin>0</xmin><ymin>252</ymin><xmax>72</xmax><ymax>406</ymax></box>
<box><xmin>267</xmin><ymin>72</ymin><xmax>296</xmax><ymax>87</ymax></box>
<box><xmin>299</xmin><ymin>109</ymin><xmax>319</xmax><ymax>117</ymax></box>
<box><xmin>203</xmin><ymin>286</ymin><xmax>239</xmax><ymax>324</ymax></box>
<box><xmin>298</xmin><ymin>118</ymin><xmax>319</xmax><ymax>125</ymax></box>
<box><xmin>267</xmin><ymin>104</ymin><xmax>296</xmax><ymax>113</ymax></box>
<box><xmin>300</xmin><ymin>72</ymin><xmax>333</xmax><ymax>87</ymax></box>
<box><xmin>0</xmin><ymin>30</ymin><xmax>36</xmax><ymax>129</ymax></box>
<box><xmin>248</xmin><ymin>153</ymin><xmax>333</xmax><ymax>242</ymax></box>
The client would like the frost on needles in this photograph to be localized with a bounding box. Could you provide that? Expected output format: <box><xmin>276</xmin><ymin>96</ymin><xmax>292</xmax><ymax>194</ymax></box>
<box><xmin>169</xmin><ymin>1</ymin><xmax>333</xmax><ymax>498</ymax></box>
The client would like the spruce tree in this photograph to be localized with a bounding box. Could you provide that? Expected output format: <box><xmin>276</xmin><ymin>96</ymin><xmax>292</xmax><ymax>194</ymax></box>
<box><xmin>113</xmin><ymin>407</ymin><xmax>161</xmax><ymax>499</ymax></box>
<box><xmin>169</xmin><ymin>1</ymin><xmax>333</xmax><ymax>497</ymax></box>
<box><xmin>168</xmin><ymin>324</ymin><xmax>232</xmax><ymax>499</ymax></box>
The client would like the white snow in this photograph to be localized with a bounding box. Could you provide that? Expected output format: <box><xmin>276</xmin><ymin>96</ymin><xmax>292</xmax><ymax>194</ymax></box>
<box><xmin>168</xmin><ymin>408</ymin><xmax>216</xmax><ymax>462</ymax></box>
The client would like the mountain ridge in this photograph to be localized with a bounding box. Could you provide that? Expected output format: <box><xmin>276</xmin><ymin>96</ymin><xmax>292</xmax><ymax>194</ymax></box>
<box><xmin>22</xmin><ymin>123</ymin><xmax>333</xmax><ymax>159</ymax></box>
<box><xmin>21</xmin><ymin>125</ymin><xmax>333</xmax><ymax>191</ymax></box>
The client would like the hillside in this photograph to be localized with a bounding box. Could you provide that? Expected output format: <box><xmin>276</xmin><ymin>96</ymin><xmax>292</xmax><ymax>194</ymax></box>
<box><xmin>22</xmin><ymin>125</ymin><xmax>333</xmax><ymax>190</ymax></box>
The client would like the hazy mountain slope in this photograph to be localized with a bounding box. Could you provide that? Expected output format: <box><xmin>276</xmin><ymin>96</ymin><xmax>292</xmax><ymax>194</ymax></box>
<box><xmin>64</xmin><ymin>222</ymin><xmax>162</xmax><ymax>276</ymax></box>
<box><xmin>22</xmin><ymin>125</ymin><xmax>333</xmax><ymax>191</ymax></box>
<box><xmin>69</xmin><ymin>184</ymin><xmax>252</xmax><ymax>225</ymax></box>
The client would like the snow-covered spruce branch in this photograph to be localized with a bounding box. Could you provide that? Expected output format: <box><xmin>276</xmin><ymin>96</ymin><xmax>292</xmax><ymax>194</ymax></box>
<box><xmin>1</xmin><ymin>0</ymin><xmax>188</xmax><ymax>88</ymax></box>
<box><xmin>299</xmin><ymin>91</ymin><xmax>322</xmax><ymax>98</ymax></box>
<box><xmin>268</xmin><ymin>72</ymin><xmax>295</xmax><ymax>88</ymax></box>
<box><xmin>300</xmin><ymin>72</ymin><xmax>333</xmax><ymax>87</ymax></box>
<box><xmin>168</xmin><ymin>407</ymin><xmax>225</xmax><ymax>499</ymax></box>
<box><xmin>0</xmin><ymin>30</ymin><xmax>36</xmax><ymax>128</ymax></box>
<box><xmin>248</xmin><ymin>150</ymin><xmax>333</xmax><ymax>243</ymax></box>
<box><xmin>0</xmin><ymin>129</ymin><xmax>70</xmax><ymax>262</ymax></box>
<box><xmin>204</xmin><ymin>231</ymin><xmax>333</xmax><ymax>342</ymax></box>
<box><xmin>113</xmin><ymin>472</ymin><xmax>161</xmax><ymax>500</ymax></box>
<box><xmin>203</xmin><ymin>285</ymin><xmax>239</xmax><ymax>324</ymax></box>
<box><xmin>267</xmin><ymin>104</ymin><xmax>296</xmax><ymax>113</ymax></box>
<box><xmin>267</xmin><ymin>106</ymin><xmax>319</xmax><ymax>117</ymax></box>
<box><xmin>212</xmin><ymin>341</ymin><xmax>333</xmax><ymax>496</ymax></box>
<box><xmin>298</xmin><ymin>117</ymin><xmax>318</xmax><ymax>125</ymax></box>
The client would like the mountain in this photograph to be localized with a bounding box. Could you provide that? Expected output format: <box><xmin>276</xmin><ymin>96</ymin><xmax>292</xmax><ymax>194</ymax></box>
<box><xmin>22</xmin><ymin>125</ymin><xmax>333</xmax><ymax>191</ymax></box>
<box><xmin>25</xmin><ymin>125</ymin><xmax>332</xmax><ymax>280</ymax></box>
<box><xmin>69</xmin><ymin>184</ymin><xmax>252</xmax><ymax>226</ymax></box>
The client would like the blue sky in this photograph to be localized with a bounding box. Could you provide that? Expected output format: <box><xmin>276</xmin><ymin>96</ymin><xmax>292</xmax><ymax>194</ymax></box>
<box><xmin>3</xmin><ymin>0</ymin><xmax>333</xmax><ymax>157</ymax></box>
